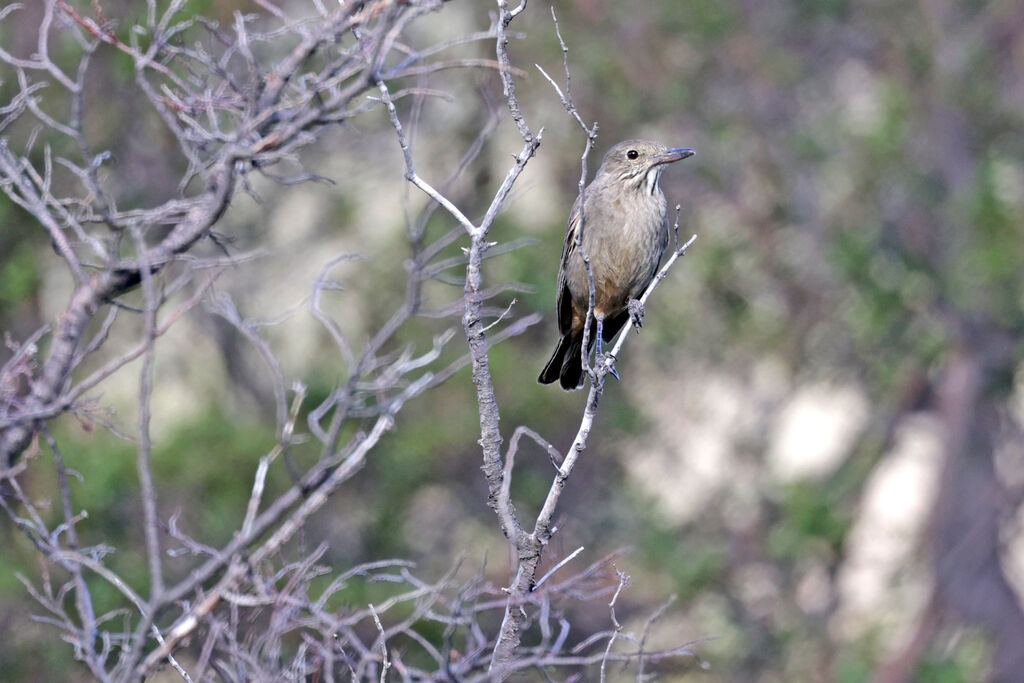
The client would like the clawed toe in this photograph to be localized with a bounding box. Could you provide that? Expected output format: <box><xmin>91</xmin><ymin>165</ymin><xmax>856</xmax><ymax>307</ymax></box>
<box><xmin>628</xmin><ymin>299</ymin><xmax>645</xmax><ymax>330</ymax></box>
<box><xmin>596</xmin><ymin>351</ymin><xmax>620</xmax><ymax>381</ymax></box>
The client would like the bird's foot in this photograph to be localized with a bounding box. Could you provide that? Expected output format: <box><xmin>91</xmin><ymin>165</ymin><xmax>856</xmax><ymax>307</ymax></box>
<box><xmin>628</xmin><ymin>298</ymin><xmax>645</xmax><ymax>331</ymax></box>
<box><xmin>596</xmin><ymin>350</ymin><xmax>620</xmax><ymax>381</ymax></box>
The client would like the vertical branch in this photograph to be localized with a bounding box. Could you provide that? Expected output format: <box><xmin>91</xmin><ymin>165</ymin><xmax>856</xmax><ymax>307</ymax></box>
<box><xmin>46</xmin><ymin>430</ymin><xmax>104</xmax><ymax>680</ymax></box>
<box><xmin>375</xmin><ymin>69</ymin><xmax>538</xmax><ymax>546</ymax></box>
<box><xmin>600</xmin><ymin>568</ymin><xmax>629</xmax><ymax>683</ymax></box>
<box><xmin>131</xmin><ymin>226</ymin><xmax>164</xmax><ymax>600</ymax></box>
<box><xmin>467</xmin><ymin>1</ymin><xmax>547</xmax><ymax>675</ymax></box>
<box><xmin>118</xmin><ymin>225</ymin><xmax>165</xmax><ymax>676</ymax></box>
<box><xmin>376</xmin><ymin>2</ymin><xmax>544</xmax><ymax>670</ymax></box>
<box><xmin>535</xmin><ymin>7</ymin><xmax>598</xmax><ymax>383</ymax></box>
<box><xmin>495</xmin><ymin>0</ymin><xmax>533</xmax><ymax>143</ymax></box>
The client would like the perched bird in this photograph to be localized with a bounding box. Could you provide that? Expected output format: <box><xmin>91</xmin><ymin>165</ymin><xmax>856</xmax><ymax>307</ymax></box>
<box><xmin>538</xmin><ymin>139</ymin><xmax>695</xmax><ymax>390</ymax></box>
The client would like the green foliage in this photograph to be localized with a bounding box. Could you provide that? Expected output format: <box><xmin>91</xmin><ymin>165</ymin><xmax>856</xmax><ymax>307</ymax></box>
<box><xmin>0</xmin><ymin>241</ymin><xmax>40</xmax><ymax>310</ymax></box>
<box><xmin>771</xmin><ymin>483</ymin><xmax>850</xmax><ymax>560</ymax></box>
<box><xmin>3</xmin><ymin>407</ymin><xmax>281</xmax><ymax>612</ymax></box>
<box><xmin>795</xmin><ymin>0</ymin><xmax>850</xmax><ymax>19</ymax></box>
<box><xmin>656</xmin><ymin>1</ymin><xmax>739</xmax><ymax>40</ymax></box>
<box><xmin>627</xmin><ymin>500</ymin><xmax>727</xmax><ymax>598</ymax></box>
<box><xmin>954</xmin><ymin>157</ymin><xmax>1024</xmax><ymax>326</ymax></box>
<box><xmin>915</xmin><ymin>629</ymin><xmax>991</xmax><ymax>683</ymax></box>
<box><xmin>834</xmin><ymin>638</ymin><xmax>877</xmax><ymax>683</ymax></box>
<box><xmin>151</xmin><ymin>406</ymin><xmax>280</xmax><ymax>539</ymax></box>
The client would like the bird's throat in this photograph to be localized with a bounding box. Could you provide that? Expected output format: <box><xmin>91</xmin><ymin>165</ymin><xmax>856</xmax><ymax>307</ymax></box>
<box><xmin>645</xmin><ymin>166</ymin><xmax>664</xmax><ymax>196</ymax></box>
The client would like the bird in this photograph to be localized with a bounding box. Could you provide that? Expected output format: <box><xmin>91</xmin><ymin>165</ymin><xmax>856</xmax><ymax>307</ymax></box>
<box><xmin>538</xmin><ymin>139</ymin><xmax>695</xmax><ymax>390</ymax></box>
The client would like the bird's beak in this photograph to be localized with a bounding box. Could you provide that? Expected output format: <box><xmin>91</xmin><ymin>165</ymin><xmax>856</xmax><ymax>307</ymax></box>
<box><xmin>654</xmin><ymin>148</ymin><xmax>696</xmax><ymax>165</ymax></box>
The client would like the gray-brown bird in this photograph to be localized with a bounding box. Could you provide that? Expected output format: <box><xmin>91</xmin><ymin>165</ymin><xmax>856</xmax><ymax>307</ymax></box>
<box><xmin>538</xmin><ymin>139</ymin><xmax>695</xmax><ymax>390</ymax></box>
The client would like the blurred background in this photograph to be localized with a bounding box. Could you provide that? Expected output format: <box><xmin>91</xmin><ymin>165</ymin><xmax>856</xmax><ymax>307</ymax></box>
<box><xmin>2</xmin><ymin>0</ymin><xmax>1023</xmax><ymax>680</ymax></box>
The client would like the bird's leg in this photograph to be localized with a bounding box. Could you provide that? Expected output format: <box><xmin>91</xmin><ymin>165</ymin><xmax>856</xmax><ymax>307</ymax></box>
<box><xmin>628</xmin><ymin>298</ymin><xmax>645</xmax><ymax>331</ymax></box>
<box><xmin>594</xmin><ymin>317</ymin><xmax>620</xmax><ymax>381</ymax></box>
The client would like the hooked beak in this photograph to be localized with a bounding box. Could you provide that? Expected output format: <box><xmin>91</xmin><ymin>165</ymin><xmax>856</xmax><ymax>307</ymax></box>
<box><xmin>653</xmin><ymin>148</ymin><xmax>696</xmax><ymax>165</ymax></box>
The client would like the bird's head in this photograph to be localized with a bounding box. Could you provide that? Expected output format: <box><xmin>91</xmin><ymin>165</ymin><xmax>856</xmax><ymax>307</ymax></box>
<box><xmin>597</xmin><ymin>139</ymin><xmax>695</xmax><ymax>195</ymax></box>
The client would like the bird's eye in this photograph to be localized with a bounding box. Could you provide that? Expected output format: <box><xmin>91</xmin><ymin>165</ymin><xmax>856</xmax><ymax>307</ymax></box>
<box><xmin>627</xmin><ymin>149</ymin><xmax>639</xmax><ymax>159</ymax></box>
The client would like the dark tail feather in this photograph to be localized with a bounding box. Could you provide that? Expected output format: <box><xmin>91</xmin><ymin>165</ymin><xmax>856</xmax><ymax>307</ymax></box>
<box><xmin>557</xmin><ymin>335</ymin><xmax>585</xmax><ymax>390</ymax></box>
<box><xmin>538</xmin><ymin>333</ymin><xmax>572</xmax><ymax>385</ymax></box>
<box><xmin>538</xmin><ymin>332</ymin><xmax>585</xmax><ymax>390</ymax></box>
<box><xmin>539</xmin><ymin>311</ymin><xmax>628</xmax><ymax>390</ymax></box>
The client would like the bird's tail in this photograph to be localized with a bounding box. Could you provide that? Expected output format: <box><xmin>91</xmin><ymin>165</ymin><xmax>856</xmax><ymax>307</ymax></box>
<box><xmin>538</xmin><ymin>331</ymin><xmax>585</xmax><ymax>390</ymax></box>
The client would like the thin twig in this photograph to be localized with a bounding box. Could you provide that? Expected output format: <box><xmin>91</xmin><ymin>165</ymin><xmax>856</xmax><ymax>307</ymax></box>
<box><xmin>534</xmin><ymin>546</ymin><xmax>585</xmax><ymax>591</ymax></box>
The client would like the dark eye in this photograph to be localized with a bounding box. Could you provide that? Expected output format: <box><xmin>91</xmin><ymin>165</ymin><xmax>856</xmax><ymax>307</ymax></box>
<box><xmin>627</xmin><ymin>149</ymin><xmax>639</xmax><ymax>159</ymax></box>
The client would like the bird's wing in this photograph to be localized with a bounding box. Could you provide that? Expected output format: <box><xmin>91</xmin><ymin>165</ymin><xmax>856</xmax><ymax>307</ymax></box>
<box><xmin>555</xmin><ymin>194</ymin><xmax>583</xmax><ymax>336</ymax></box>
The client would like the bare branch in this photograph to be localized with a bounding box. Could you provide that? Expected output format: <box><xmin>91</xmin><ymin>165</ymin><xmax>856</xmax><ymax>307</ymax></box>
<box><xmin>0</xmin><ymin>2</ymin><xmax>702</xmax><ymax>680</ymax></box>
